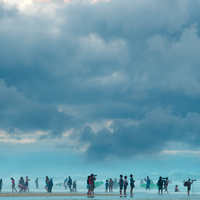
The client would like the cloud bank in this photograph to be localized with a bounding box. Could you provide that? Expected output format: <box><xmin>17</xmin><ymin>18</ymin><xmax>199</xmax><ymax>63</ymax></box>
<box><xmin>1</xmin><ymin>0</ymin><xmax>200</xmax><ymax>161</ymax></box>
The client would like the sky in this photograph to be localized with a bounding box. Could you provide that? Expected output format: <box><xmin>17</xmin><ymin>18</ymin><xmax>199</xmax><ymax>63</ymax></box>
<box><xmin>1</xmin><ymin>0</ymin><xmax>200</xmax><ymax>177</ymax></box>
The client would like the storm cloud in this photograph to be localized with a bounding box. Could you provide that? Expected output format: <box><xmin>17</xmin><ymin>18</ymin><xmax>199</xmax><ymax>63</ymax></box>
<box><xmin>1</xmin><ymin>0</ymin><xmax>200</xmax><ymax>160</ymax></box>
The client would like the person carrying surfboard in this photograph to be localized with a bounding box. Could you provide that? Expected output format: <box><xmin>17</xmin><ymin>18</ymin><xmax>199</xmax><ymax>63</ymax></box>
<box><xmin>144</xmin><ymin>176</ymin><xmax>151</xmax><ymax>190</ymax></box>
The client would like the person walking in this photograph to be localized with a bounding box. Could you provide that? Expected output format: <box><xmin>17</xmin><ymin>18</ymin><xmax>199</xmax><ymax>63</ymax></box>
<box><xmin>25</xmin><ymin>176</ymin><xmax>30</xmax><ymax>191</ymax></box>
<box><xmin>11</xmin><ymin>178</ymin><xmax>17</xmax><ymax>192</ymax></box>
<box><xmin>45</xmin><ymin>176</ymin><xmax>49</xmax><ymax>192</ymax></box>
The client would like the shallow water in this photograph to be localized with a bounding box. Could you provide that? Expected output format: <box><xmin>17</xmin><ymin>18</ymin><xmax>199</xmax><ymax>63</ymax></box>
<box><xmin>1</xmin><ymin>172</ymin><xmax>200</xmax><ymax>199</ymax></box>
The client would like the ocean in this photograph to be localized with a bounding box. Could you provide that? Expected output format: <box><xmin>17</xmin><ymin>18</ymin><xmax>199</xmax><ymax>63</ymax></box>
<box><xmin>1</xmin><ymin>172</ymin><xmax>200</xmax><ymax>199</ymax></box>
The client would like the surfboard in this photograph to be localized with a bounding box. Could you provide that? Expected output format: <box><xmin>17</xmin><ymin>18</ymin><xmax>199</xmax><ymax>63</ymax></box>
<box><xmin>140</xmin><ymin>183</ymin><xmax>157</xmax><ymax>189</ymax></box>
<box><xmin>95</xmin><ymin>181</ymin><xmax>103</xmax><ymax>187</ymax></box>
<box><xmin>56</xmin><ymin>182</ymin><xmax>66</xmax><ymax>186</ymax></box>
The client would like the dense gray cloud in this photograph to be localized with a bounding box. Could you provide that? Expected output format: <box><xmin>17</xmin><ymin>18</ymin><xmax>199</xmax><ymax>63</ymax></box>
<box><xmin>72</xmin><ymin>108</ymin><xmax>200</xmax><ymax>161</ymax></box>
<box><xmin>1</xmin><ymin>0</ymin><xmax>200</xmax><ymax>160</ymax></box>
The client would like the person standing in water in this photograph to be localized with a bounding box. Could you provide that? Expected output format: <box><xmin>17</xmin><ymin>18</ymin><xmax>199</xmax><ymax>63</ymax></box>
<box><xmin>87</xmin><ymin>176</ymin><xmax>91</xmax><ymax>195</ymax></box>
<box><xmin>119</xmin><ymin>174</ymin><xmax>123</xmax><ymax>195</ymax></box>
<box><xmin>123</xmin><ymin>176</ymin><xmax>128</xmax><ymax>195</ymax></box>
<box><xmin>130</xmin><ymin>174</ymin><xmax>135</xmax><ymax>196</ymax></box>
<box><xmin>48</xmin><ymin>178</ymin><xmax>53</xmax><ymax>193</ymax></box>
<box><xmin>25</xmin><ymin>176</ymin><xmax>30</xmax><ymax>191</ymax></box>
<box><xmin>64</xmin><ymin>178</ymin><xmax>68</xmax><ymax>190</ymax></box>
<box><xmin>105</xmin><ymin>180</ymin><xmax>108</xmax><ymax>192</ymax></box>
<box><xmin>175</xmin><ymin>185</ymin><xmax>180</xmax><ymax>192</ymax></box>
<box><xmin>35</xmin><ymin>178</ymin><xmax>39</xmax><ymax>189</ymax></box>
<box><xmin>144</xmin><ymin>176</ymin><xmax>150</xmax><ymax>190</ymax></box>
<box><xmin>163</xmin><ymin>177</ymin><xmax>169</xmax><ymax>193</ymax></box>
<box><xmin>0</xmin><ymin>179</ymin><xmax>3</xmax><ymax>192</ymax></box>
<box><xmin>68</xmin><ymin>176</ymin><xmax>72</xmax><ymax>192</ymax></box>
<box><xmin>89</xmin><ymin>174</ymin><xmax>96</xmax><ymax>195</ymax></box>
<box><xmin>11</xmin><ymin>178</ymin><xmax>17</xmax><ymax>192</ymax></box>
<box><xmin>157</xmin><ymin>176</ymin><xmax>164</xmax><ymax>194</ymax></box>
<box><xmin>73</xmin><ymin>181</ymin><xmax>77</xmax><ymax>192</ymax></box>
<box><xmin>185</xmin><ymin>179</ymin><xmax>194</xmax><ymax>195</ymax></box>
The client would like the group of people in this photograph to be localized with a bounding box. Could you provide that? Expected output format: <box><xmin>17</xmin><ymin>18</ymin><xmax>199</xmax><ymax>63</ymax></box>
<box><xmin>17</xmin><ymin>176</ymin><xmax>31</xmax><ymax>193</ymax></box>
<box><xmin>9</xmin><ymin>177</ymin><xmax>39</xmax><ymax>193</ymax></box>
<box><xmin>105</xmin><ymin>179</ymin><xmax>114</xmax><ymax>192</ymax></box>
<box><xmin>64</xmin><ymin>176</ymin><xmax>77</xmax><ymax>192</ymax></box>
<box><xmin>0</xmin><ymin>174</ymin><xmax>195</xmax><ymax>195</ymax></box>
<box><xmin>118</xmin><ymin>174</ymin><xmax>135</xmax><ymax>196</ymax></box>
<box><xmin>117</xmin><ymin>175</ymin><xmax>194</xmax><ymax>196</ymax></box>
<box><xmin>87</xmin><ymin>174</ymin><xmax>96</xmax><ymax>195</ymax></box>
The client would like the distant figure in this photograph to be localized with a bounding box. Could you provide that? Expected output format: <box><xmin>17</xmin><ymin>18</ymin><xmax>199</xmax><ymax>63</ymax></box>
<box><xmin>73</xmin><ymin>181</ymin><xmax>77</xmax><ymax>192</ymax></box>
<box><xmin>123</xmin><ymin>176</ymin><xmax>128</xmax><ymax>195</ymax></box>
<box><xmin>113</xmin><ymin>178</ymin><xmax>118</xmax><ymax>189</ymax></box>
<box><xmin>64</xmin><ymin>178</ymin><xmax>68</xmax><ymax>190</ymax></box>
<box><xmin>49</xmin><ymin>178</ymin><xmax>53</xmax><ymax>193</ymax></box>
<box><xmin>105</xmin><ymin>180</ymin><xmax>108</xmax><ymax>192</ymax></box>
<box><xmin>144</xmin><ymin>176</ymin><xmax>150</xmax><ymax>190</ymax></box>
<box><xmin>109</xmin><ymin>179</ymin><xmax>114</xmax><ymax>192</ymax></box>
<box><xmin>140</xmin><ymin>179</ymin><xmax>144</xmax><ymax>184</ymax></box>
<box><xmin>68</xmin><ymin>176</ymin><xmax>72</xmax><ymax>192</ymax></box>
<box><xmin>45</xmin><ymin>176</ymin><xmax>49</xmax><ymax>192</ymax></box>
<box><xmin>164</xmin><ymin>177</ymin><xmax>169</xmax><ymax>193</ymax></box>
<box><xmin>0</xmin><ymin>179</ymin><xmax>2</xmax><ymax>192</ymax></box>
<box><xmin>130</xmin><ymin>174</ymin><xmax>135</xmax><ymax>195</ymax></box>
<box><xmin>175</xmin><ymin>185</ymin><xmax>180</xmax><ymax>192</ymax></box>
<box><xmin>11</xmin><ymin>178</ymin><xmax>17</xmax><ymax>192</ymax></box>
<box><xmin>184</xmin><ymin>178</ymin><xmax>193</xmax><ymax>195</ymax></box>
<box><xmin>87</xmin><ymin>176</ymin><xmax>91</xmax><ymax>195</ymax></box>
<box><xmin>119</xmin><ymin>174</ymin><xmax>123</xmax><ymax>195</ymax></box>
<box><xmin>157</xmin><ymin>176</ymin><xmax>164</xmax><ymax>194</ymax></box>
<box><xmin>25</xmin><ymin>176</ymin><xmax>30</xmax><ymax>191</ymax></box>
<box><xmin>35</xmin><ymin>178</ymin><xmax>39</xmax><ymax>189</ymax></box>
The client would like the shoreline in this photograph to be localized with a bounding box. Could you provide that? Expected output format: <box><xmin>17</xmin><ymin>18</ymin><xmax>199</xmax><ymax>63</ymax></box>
<box><xmin>0</xmin><ymin>193</ymin><xmax>122</xmax><ymax>197</ymax></box>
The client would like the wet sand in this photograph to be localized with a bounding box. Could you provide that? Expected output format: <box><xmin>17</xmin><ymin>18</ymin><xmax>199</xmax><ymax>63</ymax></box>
<box><xmin>0</xmin><ymin>193</ymin><xmax>122</xmax><ymax>197</ymax></box>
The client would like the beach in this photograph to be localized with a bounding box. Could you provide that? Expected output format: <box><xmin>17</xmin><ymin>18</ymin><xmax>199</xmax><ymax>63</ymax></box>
<box><xmin>1</xmin><ymin>192</ymin><xmax>200</xmax><ymax>200</ymax></box>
